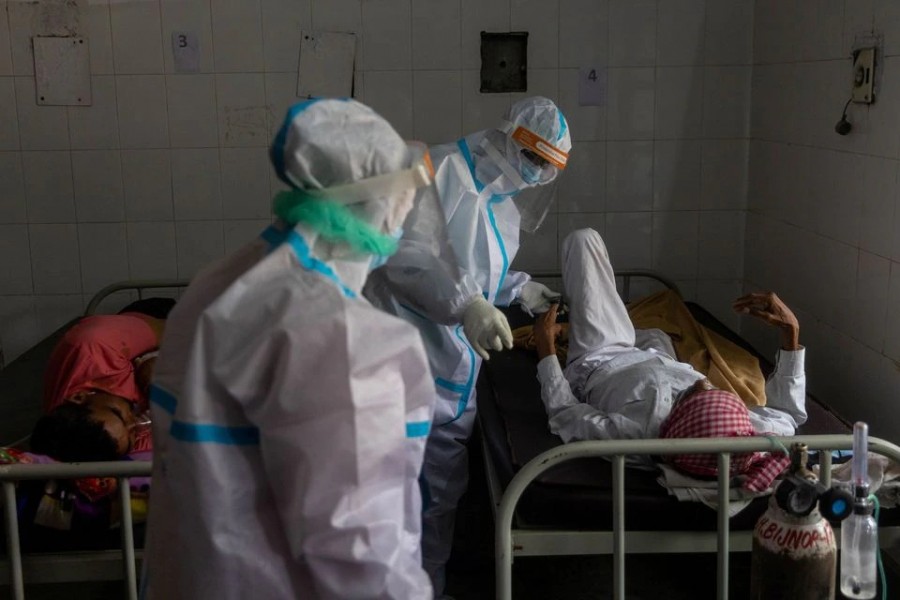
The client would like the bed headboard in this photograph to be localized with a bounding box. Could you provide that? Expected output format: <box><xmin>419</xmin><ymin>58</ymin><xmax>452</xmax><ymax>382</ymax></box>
<box><xmin>84</xmin><ymin>279</ymin><xmax>191</xmax><ymax>316</ymax></box>
<box><xmin>529</xmin><ymin>269</ymin><xmax>681</xmax><ymax>304</ymax></box>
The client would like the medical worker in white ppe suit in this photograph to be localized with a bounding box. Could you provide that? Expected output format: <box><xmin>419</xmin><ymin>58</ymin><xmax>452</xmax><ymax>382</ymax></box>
<box><xmin>141</xmin><ymin>99</ymin><xmax>444</xmax><ymax>599</ymax></box>
<box><xmin>365</xmin><ymin>96</ymin><xmax>572</xmax><ymax>593</ymax></box>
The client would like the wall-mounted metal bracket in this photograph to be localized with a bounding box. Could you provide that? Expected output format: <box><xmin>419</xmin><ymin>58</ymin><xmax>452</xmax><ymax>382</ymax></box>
<box><xmin>851</xmin><ymin>47</ymin><xmax>876</xmax><ymax>104</ymax></box>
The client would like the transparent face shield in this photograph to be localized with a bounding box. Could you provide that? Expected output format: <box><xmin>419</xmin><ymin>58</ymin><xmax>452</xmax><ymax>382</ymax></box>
<box><xmin>481</xmin><ymin>125</ymin><xmax>569</xmax><ymax>233</ymax></box>
<box><xmin>298</xmin><ymin>143</ymin><xmax>461</xmax><ymax>278</ymax></box>
<box><xmin>299</xmin><ymin>143</ymin><xmax>432</xmax><ymax>228</ymax></box>
<box><xmin>392</xmin><ymin>145</ymin><xmax>462</xmax><ymax>282</ymax></box>
<box><xmin>509</xmin><ymin>178</ymin><xmax>559</xmax><ymax>233</ymax></box>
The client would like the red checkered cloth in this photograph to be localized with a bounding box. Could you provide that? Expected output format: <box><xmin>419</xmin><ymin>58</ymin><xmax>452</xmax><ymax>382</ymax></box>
<box><xmin>659</xmin><ymin>389</ymin><xmax>790</xmax><ymax>493</ymax></box>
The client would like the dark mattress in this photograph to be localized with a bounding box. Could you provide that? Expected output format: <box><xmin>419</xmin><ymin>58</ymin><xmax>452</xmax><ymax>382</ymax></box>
<box><xmin>0</xmin><ymin>320</ymin><xmax>76</xmax><ymax>447</ymax></box>
<box><xmin>476</xmin><ymin>302</ymin><xmax>855</xmax><ymax>532</ymax></box>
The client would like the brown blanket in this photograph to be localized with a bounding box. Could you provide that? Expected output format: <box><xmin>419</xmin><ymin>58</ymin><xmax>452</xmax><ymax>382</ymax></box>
<box><xmin>512</xmin><ymin>289</ymin><xmax>766</xmax><ymax>407</ymax></box>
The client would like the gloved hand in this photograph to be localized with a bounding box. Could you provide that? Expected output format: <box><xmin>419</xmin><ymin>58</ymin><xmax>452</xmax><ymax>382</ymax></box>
<box><xmin>462</xmin><ymin>296</ymin><xmax>513</xmax><ymax>360</ymax></box>
<box><xmin>517</xmin><ymin>281</ymin><xmax>562</xmax><ymax>317</ymax></box>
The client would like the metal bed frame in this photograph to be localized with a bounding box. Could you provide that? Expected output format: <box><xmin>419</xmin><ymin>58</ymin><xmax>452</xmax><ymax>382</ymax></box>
<box><xmin>1</xmin><ymin>280</ymin><xmax>188</xmax><ymax>600</ymax></box>
<box><xmin>1</xmin><ymin>461</ymin><xmax>152</xmax><ymax>600</ymax></box>
<box><xmin>490</xmin><ymin>434</ymin><xmax>900</xmax><ymax>600</ymax></box>
<box><xmin>6</xmin><ymin>275</ymin><xmax>898</xmax><ymax>599</ymax></box>
<box><xmin>487</xmin><ymin>271</ymin><xmax>900</xmax><ymax>599</ymax></box>
<box><xmin>530</xmin><ymin>268</ymin><xmax>682</xmax><ymax>305</ymax></box>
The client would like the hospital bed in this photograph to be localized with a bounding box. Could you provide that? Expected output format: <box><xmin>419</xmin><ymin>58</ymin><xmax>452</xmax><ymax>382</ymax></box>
<box><xmin>4</xmin><ymin>276</ymin><xmax>898</xmax><ymax>599</ymax></box>
<box><xmin>0</xmin><ymin>280</ymin><xmax>187</xmax><ymax>600</ymax></box>
<box><xmin>477</xmin><ymin>270</ymin><xmax>900</xmax><ymax>600</ymax></box>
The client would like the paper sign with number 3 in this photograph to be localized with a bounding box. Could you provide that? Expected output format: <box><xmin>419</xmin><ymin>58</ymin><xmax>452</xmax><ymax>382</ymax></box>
<box><xmin>172</xmin><ymin>32</ymin><xmax>200</xmax><ymax>73</ymax></box>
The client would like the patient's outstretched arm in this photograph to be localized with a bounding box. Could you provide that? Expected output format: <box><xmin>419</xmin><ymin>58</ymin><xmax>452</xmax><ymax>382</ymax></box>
<box><xmin>733</xmin><ymin>291</ymin><xmax>800</xmax><ymax>350</ymax></box>
<box><xmin>734</xmin><ymin>291</ymin><xmax>806</xmax><ymax>435</ymax></box>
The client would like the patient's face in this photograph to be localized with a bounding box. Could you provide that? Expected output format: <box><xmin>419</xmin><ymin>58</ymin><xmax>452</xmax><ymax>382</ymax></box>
<box><xmin>83</xmin><ymin>392</ymin><xmax>136</xmax><ymax>455</ymax></box>
<box><xmin>685</xmin><ymin>378</ymin><xmax>715</xmax><ymax>398</ymax></box>
<box><xmin>678</xmin><ymin>378</ymin><xmax>718</xmax><ymax>405</ymax></box>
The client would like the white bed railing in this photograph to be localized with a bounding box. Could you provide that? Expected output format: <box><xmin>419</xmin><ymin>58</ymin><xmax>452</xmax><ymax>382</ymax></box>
<box><xmin>0</xmin><ymin>461</ymin><xmax>152</xmax><ymax>600</ymax></box>
<box><xmin>494</xmin><ymin>434</ymin><xmax>900</xmax><ymax>600</ymax></box>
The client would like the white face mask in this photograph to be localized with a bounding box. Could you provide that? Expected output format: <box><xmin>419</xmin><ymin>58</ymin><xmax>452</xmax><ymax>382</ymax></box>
<box><xmin>519</xmin><ymin>158</ymin><xmax>543</xmax><ymax>184</ymax></box>
<box><xmin>368</xmin><ymin>226</ymin><xmax>404</xmax><ymax>272</ymax></box>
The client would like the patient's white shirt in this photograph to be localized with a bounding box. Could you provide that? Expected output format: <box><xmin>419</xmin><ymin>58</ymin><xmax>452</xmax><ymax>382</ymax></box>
<box><xmin>536</xmin><ymin>338</ymin><xmax>807</xmax><ymax>464</ymax></box>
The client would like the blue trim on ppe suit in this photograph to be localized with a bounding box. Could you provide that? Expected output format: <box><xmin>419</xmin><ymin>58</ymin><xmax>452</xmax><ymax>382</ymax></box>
<box><xmin>286</xmin><ymin>230</ymin><xmax>356</xmax><ymax>299</ymax></box>
<box><xmin>433</xmin><ymin>325</ymin><xmax>477</xmax><ymax>425</ymax></box>
<box><xmin>406</xmin><ymin>421</ymin><xmax>431</xmax><ymax>438</ymax></box>
<box><xmin>152</xmin><ymin>387</ymin><xmax>429</xmax><ymax>446</ymax></box>
<box><xmin>270</xmin><ymin>99</ymin><xmax>325</xmax><ymax>188</ymax></box>
<box><xmin>149</xmin><ymin>384</ymin><xmax>177</xmax><ymax>415</ymax></box>
<box><xmin>170</xmin><ymin>421</ymin><xmax>261</xmax><ymax>445</ymax></box>
<box><xmin>151</xmin><ymin>384</ymin><xmax>261</xmax><ymax>446</ymax></box>
<box><xmin>270</xmin><ymin>97</ymin><xmax>354</xmax><ymax>189</ymax></box>
<box><xmin>456</xmin><ymin>138</ymin><xmax>511</xmax><ymax>301</ymax></box>
<box><xmin>260</xmin><ymin>224</ymin><xmax>288</xmax><ymax>249</ymax></box>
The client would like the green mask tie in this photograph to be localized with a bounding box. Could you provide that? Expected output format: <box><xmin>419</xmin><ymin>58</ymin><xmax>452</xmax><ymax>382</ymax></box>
<box><xmin>273</xmin><ymin>189</ymin><xmax>398</xmax><ymax>257</ymax></box>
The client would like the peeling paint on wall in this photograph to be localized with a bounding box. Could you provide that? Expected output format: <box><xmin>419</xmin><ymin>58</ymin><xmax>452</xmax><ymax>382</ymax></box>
<box><xmin>7</xmin><ymin>0</ymin><xmax>85</xmax><ymax>76</ymax></box>
<box><xmin>222</xmin><ymin>105</ymin><xmax>268</xmax><ymax>146</ymax></box>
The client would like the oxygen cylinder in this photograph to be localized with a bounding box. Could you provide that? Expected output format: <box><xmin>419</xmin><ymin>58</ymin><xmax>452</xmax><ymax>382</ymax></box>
<box><xmin>751</xmin><ymin>497</ymin><xmax>837</xmax><ymax>599</ymax></box>
<box><xmin>750</xmin><ymin>443</ymin><xmax>838</xmax><ymax>600</ymax></box>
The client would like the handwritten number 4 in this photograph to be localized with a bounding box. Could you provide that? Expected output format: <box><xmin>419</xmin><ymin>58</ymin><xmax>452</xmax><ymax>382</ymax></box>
<box><xmin>587</xmin><ymin>69</ymin><xmax>597</xmax><ymax>82</ymax></box>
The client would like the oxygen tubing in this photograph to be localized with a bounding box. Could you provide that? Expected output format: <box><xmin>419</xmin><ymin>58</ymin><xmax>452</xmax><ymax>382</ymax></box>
<box><xmin>872</xmin><ymin>494</ymin><xmax>886</xmax><ymax>600</ymax></box>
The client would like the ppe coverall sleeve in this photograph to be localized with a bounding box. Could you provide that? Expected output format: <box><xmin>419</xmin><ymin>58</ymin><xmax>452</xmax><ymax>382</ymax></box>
<box><xmin>377</xmin><ymin>238</ymin><xmax>482</xmax><ymax>324</ymax></box>
<box><xmin>516</xmin><ymin>280</ymin><xmax>563</xmax><ymax>316</ymax></box>
<box><xmin>536</xmin><ymin>356</ymin><xmax>641</xmax><ymax>442</ymax></box>
<box><xmin>495</xmin><ymin>269</ymin><xmax>530</xmax><ymax>307</ymax></box>
<box><xmin>224</xmin><ymin>300</ymin><xmax>432</xmax><ymax>599</ymax></box>
<box><xmin>749</xmin><ymin>348</ymin><xmax>808</xmax><ymax>436</ymax></box>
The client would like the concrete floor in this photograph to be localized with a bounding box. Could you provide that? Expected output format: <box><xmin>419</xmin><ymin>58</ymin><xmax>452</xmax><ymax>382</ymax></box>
<box><xmin>2</xmin><ymin>553</ymin><xmax>777</xmax><ymax>600</ymax></box>
<box><xmin>4</xmin><ymin>532</ymin><xmax>898</xmax><ymax>600</ymax></box>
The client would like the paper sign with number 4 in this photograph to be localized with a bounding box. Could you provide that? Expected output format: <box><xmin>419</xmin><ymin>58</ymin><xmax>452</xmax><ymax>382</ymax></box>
<box><xmin>578</xmin><ymin>67</ymin><xmax>606</xmax><ymax>107</ymax></box>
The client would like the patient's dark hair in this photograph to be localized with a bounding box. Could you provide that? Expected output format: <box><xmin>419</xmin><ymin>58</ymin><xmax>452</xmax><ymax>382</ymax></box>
<box><xmin>29</xmin><ymin>404</ymin><xmax>119</xmax><ymax>463</ymax></box>
<box><xmin>118</xmin><ymin>297</ymin><xmax>176</xmax><ymax>320</ymax></box>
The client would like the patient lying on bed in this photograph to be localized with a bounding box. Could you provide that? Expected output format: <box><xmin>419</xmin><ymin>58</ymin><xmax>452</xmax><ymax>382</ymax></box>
<box><xmin>531</xmin><ymin>229</ymin><xmax>807</xmax><ymax>490</ymax></box>
<box><xmin>29</xmin><ymin>299</ymin><xmax>174</xmax><ymax>462</ymax></box>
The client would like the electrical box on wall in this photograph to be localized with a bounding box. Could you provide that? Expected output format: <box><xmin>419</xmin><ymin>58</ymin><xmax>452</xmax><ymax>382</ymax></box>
<box><xmin>851</xmin><ymin>47</ymin><xmax>875</xmax><ymax>104</ymax></box>
<box><xmin>480</xmin><ymin>32</ymin><xmax>528</xmax><ymax>93</ymax></box>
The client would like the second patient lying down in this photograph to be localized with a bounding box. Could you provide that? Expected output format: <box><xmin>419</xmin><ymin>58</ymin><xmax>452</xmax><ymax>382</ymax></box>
<box><xmin>30</xmin><ymin>298</ymin><xmax>175</xmax><ymax>462</ymax></box>
<box><xmin>531</xmin><ymin>228</ymin><xmax>807</xmax><ymax>490</ymax></box>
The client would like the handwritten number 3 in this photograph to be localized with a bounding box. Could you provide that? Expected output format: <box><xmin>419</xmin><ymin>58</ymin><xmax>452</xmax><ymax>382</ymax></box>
<box><xmin>178</xmin><ymin>35</ymin><xmax>188</xmax><ymax>48</ymax></box>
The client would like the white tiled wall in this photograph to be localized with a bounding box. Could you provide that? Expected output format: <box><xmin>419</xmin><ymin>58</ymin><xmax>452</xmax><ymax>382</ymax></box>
<box><xmin>746</xmin><ymin>0</ymin><xmax>900</xmax><ymax>442</ymax></box>
<box><xmin>0</xmin><ymin>0</ymin><xmax>752</xmax><ymax>365</ymax></box>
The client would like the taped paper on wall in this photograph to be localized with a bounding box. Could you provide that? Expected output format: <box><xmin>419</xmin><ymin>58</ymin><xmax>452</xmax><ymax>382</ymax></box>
<box><xmin>297</xmin><ymin>31</ymin><xmax>357</xmax><ymax>99</ymax></box>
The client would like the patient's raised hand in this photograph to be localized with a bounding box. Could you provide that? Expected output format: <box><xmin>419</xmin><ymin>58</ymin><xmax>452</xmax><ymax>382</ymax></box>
<box><xmin>732</xmin><ymin>291</ymin><xmax>800</xmax><ymax>351</ymax></box>
<box><xmin>534</xmin><ymin>303</ymin><xmax>563</xmax><ymax>360</ymax></box>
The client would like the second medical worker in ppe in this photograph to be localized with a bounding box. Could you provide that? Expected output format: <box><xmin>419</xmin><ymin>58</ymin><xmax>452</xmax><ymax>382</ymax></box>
<box><xmin>141</xmin><ymin>99</ymin><xmax>440</xmax><ymax>599</ymax></box>
<box><xmin>365</xmin><ymin>95</ymin><xmax>572</xmax><ymax>592</ymax></box>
